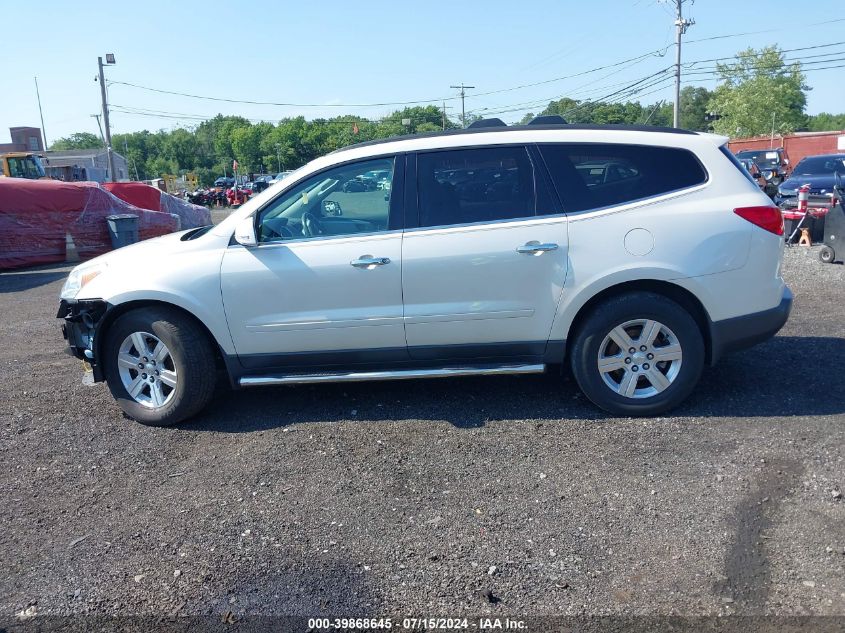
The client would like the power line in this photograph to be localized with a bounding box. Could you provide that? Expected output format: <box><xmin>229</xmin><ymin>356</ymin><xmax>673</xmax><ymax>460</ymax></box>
<box><xmin>108</xmin><ymin>31</ymin><xmax>845</xmax><ymax>132</ymax></box>
<box><xmin>680</xmin><ymin>40</ymin><xmax>845</xmax><ymax>68</ymax></box>
<box><xmin>110</xmin><ymin>105</ymin><xmax>438</xmax><ymax>127</ymax></box>
<box><xmin>465</xmin><ymin>42</ymin><xmax>845</xmax><ymax>123</ymax></box>
<box><xmin>684</xmin><ymin>18</ymin><xmax>845</xmax><ymax>44</ymax></box>
<box><xmin>109</xmin><ymin>80</ymin><xmax>457</xmax><ymax>108</ymax></box>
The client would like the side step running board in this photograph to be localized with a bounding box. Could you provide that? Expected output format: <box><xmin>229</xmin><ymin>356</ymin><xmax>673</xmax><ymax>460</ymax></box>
<box><xmin>239</xmin><ymin>364</ymin><xmax>545</xmax><ymax>387</ymax></box>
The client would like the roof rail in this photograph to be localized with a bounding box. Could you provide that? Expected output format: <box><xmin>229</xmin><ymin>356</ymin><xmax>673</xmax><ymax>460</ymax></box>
<box><xmin>467</xmin><ymin>118</ymin><xmax>507</xmax><ymax>129</ymax></box>
<box><xmin>529</xmin><ymin>115</ymin><xmax>567</xmax><ymax>125</ymax></box>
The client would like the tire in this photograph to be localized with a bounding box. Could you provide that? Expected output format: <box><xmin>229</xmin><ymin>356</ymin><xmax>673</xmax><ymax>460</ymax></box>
<box><xmin>103</xmin><ymin>307</ymin><xmax>217</xmax><ymax>426</ymax></box>
<box><xmin>569</xmin><ymin>292</ymin><xmax>705</xmax><ymax>417</ymax></box>
<box><xmin>819</xmin><ymin>245</ymin><xmax>835</xmax><ymax>264</ymax></box>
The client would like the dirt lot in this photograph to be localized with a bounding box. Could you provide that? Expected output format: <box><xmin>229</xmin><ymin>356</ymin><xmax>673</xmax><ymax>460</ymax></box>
<box><xmin>1</xmin><ymin>246</ymin><xmax>843</xmax><ymax>626</ymax></box>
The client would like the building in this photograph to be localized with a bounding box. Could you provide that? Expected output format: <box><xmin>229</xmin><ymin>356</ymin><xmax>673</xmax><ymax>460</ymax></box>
<box><xmin>728</xmin><ymin>130</ymin><xmax>845</xmax><ymax>167</ymax></box>
<box><xmin>0</xmin><ymin>126</ymin><xmax>45</xmax><ymax>153</ymax></box>
<box><xmin>43</xmin><ymin>148</ymin><xmax>129</xmax><ymax>183</ymax></box>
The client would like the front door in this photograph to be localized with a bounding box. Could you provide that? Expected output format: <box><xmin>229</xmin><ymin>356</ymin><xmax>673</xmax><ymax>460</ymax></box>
<box><xmin>401</xmin><ymin>145</ymin><xmax>569</xmax><ymax>360</ymax></box>
<box><xmin>220</xmin><ymin>155</ymin><xmax>406</xmax><ymax>369</ymax></box>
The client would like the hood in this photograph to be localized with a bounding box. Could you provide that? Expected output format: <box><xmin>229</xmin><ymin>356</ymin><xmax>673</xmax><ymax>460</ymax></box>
<box><xmin>66</xmin><ymin>225</ymin><xmax>229</xmax><ymax>303</ymax></box>
<box><xmin>780</xmin><ymin>173</ymin><xmax>838</xmax><ymax>194</ymax></box>
<box><xmin>82</xmin><ymin>228</ymin><xmax>198</xmax><ymax>269</ymax></box>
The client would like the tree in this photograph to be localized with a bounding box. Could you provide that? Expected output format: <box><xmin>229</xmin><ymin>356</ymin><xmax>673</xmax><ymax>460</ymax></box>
<box><xmin>162</xmin><ymin>128</ymin><xmax>199</xmax><ymax>172</ymax></box>
<box><xmin>50</xmin><ymin>132</ymin><xmax>102</xmax><ymax>150</ymax></box>
<box><xmin>707</xmin><ymin>45</ymin><xmax>808</xmax><ymax>137</ymax></box>
<box><xmin>807</xmin><ymin>112</ymin><xmax>845</xmax><ymax>132</ymax></box>
<box><xmin>678</xmin><ymin>86</ymin><xmax>712</xmax><ymax>131</ymax></box>
<box><xmin>231</xmin><ymin>123</ymin><xmax>271</xmax><ymax>173</ymax></box>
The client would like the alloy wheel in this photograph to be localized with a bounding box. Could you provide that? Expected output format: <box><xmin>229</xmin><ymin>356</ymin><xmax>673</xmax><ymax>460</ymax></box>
<box><xmin>597</xmin><ymin>319</ymin><xmax>683</xmax><ymax>399</ymax></box>
<box><xmin>116</xmin><ymin>331</ymin><xmax>177</xmax><ymax>408</ymax></box>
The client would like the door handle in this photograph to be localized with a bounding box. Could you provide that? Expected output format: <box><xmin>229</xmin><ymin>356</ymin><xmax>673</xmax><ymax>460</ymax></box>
<box><xmin>350</xmin><ymin>256</ymin><xmax>391</xmax><ymax>268</ymax></box>
<box><xmin>516</xmin><ymin>242</ymin><xmax>559</xmax><ymax>255</ymax></box>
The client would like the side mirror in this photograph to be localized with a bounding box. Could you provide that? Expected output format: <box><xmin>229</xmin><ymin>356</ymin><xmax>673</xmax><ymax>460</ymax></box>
<box><xmin>234</xmin><ymin>216</ymin><xmax>258</xmax><ymax>247</ymax></box>
<box><xmin>322</xmin><ymin>200</ymin><xmax>342</xmax><ymax>216</ymax></box>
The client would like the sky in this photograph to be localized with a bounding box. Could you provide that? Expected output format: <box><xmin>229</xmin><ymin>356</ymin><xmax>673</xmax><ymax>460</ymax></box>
<box><xmin>2</xmin><ymin>0</ymin><xmax>844</xmax><ymax>145</ymax></box>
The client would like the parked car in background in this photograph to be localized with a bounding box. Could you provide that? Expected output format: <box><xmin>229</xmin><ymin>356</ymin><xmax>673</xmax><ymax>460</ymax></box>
<box><xmin>735</xmin><ymin>148</ymin><xmax>790</xmax><ymax>186</ymax></box>
<box><xmin>737</xmin><ymin>158</ymin><xmax>774</xmax><ymax>197</ymax></box>
<box><xmin>214</xmin><ymin>177</ymin><xmax>235</xmax><ymax>188</ymax></box>
<box><xmin>58</xmin><ymin>121</ymin><xmax>790</xmax><ymax>426</ymax></box>
<box><xmin>272</xmin><ymin>171</ymin><xmax>295</xmax><ymax>183</ymax></box>
<box><xmin>776</xmin><ymin>153</ymin><xmax>845</xmax><ymax>205</ymax></box>
<box><xmin>247</xmin><ymin>178</ymin><xmax>271</xmax><ymax>194</ymax></box>
<box><xmin>341</xmin><ymin>178</ymin><xmax>367</xmax><ymax>192</ymax></box>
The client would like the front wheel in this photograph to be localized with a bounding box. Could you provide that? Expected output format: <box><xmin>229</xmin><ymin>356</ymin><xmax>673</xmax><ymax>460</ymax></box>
<box><xmin>103</xmin><ymin>307</ymin><xmax>217</xmax><ymax>426</ymax></box>
<box><xmin>570</xmin><ymin>292</ymin><xmax>705</xmax><ymax>417</ymax></box>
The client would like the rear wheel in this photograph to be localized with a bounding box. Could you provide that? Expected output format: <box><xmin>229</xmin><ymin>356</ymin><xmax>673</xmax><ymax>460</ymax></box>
<box><xmin>570</xmin><ymin>292</ymin><xmax>705</xmax><ymax>417</ymax></box>
<box><xmin>104</xmin><ymin>307</ymin><xmax>217</xmax><ymax>426</ymax></box>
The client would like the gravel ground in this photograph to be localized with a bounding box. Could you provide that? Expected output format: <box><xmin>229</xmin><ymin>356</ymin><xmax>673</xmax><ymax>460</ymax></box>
<box><xmin>1</xmin><ymin>246</ymin><xmax>843</xmax><ymax>626</ymax></box>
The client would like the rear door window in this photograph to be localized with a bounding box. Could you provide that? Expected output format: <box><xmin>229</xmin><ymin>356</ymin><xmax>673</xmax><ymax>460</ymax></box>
<box><xmin>416</xmin><ymin>146</ymin><xmax>537</xmax><ymax>227</ymax></box>
<box><xmin>539</xmin><ymin>143</ymin><xmax>707</xmax><ymax>213</ymax></box>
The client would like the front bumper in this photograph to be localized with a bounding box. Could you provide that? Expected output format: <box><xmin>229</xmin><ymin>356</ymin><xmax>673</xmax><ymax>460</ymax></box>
<box><xmin>709</xmin><ymin>287</ymin><xmax>792</xmax><ymax>365</ymax></box>
<box><xmin>57</xmin><ymin>299</ymin><xmax>109</xmax><ymax>381</ymax></box>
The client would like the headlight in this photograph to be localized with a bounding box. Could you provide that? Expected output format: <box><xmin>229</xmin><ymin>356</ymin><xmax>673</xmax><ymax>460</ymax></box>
<box><xmin>60</xmin><ymin>263</ymin><xmax>107</xmax><ymax>300</ymax></box>
<box><xmin>763</xmin><ymin>170</ymin><xmax>774</xmax><ymax>181</ymax></box>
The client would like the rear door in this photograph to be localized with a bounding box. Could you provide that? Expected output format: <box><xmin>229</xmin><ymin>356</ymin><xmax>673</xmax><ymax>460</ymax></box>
<box><xmin>401</xmin><ymin>144</ymin><xmax>569</xmax><ymax>361</ymax></box>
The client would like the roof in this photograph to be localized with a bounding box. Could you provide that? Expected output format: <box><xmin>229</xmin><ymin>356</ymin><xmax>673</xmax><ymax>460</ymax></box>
<box><xmin>331</xmin><ymin>123</ymin><xmax>698</xmax><ymax>156</ymax></box>
<box><xmin>795</xmin><ymin>152</ymin><xmax>845</xmax><ymax>159</ymax></box>
<box><xmin>43</xmin><ymin>148</ymin><xmax>126</xmax><ymax>168</ymax></box>
<box><xmin>46</xmin><ymin>148</ymin><xmax>125</xmax><ymax>159</ymax></box>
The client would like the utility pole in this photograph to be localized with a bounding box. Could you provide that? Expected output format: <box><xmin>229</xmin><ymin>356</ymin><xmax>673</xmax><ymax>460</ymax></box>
<box><xmin>450</xmin><ymin>83</ymin><xmax>475</xmax><ymax>128</ymax></box>
<box><xmin>97</xmin><ymin>54</ymin><xmax>118</xmax><ymax>181</ymax></box>
<box><xmin>34</xmin><ymin>77</ymin><xmax>48</xmax><ymax>150</ymax></box>
<box><xmin>670</xmin><ymin>1</ymin><xmax>694</xmax><ymax>128</ymax></box>
<box><xmin>442</xmin><ymin>101</ymin><xmax>447</xmax><ymax>130</ymax></box>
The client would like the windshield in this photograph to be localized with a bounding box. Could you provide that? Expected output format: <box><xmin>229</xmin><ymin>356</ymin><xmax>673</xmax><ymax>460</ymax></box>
<box><xmin>792</xmin><ymin>156</ymin><xmax>845</xmax><ymax>175</ymax></box>
<box><xmin>6</xmin><ymin>155</ymin><xmax>46</xmax><ymax>179</ymax></box>
<box><xmin>736</xmin><ymin>150</ymin><xmax>781</xmax><ymax>167</ymax></box>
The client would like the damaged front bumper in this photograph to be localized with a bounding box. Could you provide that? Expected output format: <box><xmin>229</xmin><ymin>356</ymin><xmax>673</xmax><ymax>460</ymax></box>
<box><xmin>57</xmin><ymin>299</ymin><xmax>109</xmax><ymax>381</ymax></box>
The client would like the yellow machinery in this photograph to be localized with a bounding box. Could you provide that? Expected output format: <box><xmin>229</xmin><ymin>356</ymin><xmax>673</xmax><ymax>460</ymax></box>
<box><xmin>162</xmin><ymin>172</ymin><xmax>199</xmax><ymax>193</ymax></box>
<box><xmin>0</xmin><ymin>152</ymin><xmax>48</xmax><ymax>179</ymax></box>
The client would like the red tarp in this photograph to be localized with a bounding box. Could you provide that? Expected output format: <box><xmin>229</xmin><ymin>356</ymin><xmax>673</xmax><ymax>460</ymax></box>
<box><xmin>101</xmin><ymin>182</ymin><xmax>161</xmax><ymax>211</ymax></box>
<box><xmin>102</xmin><ymin>182</ymin><xmax>211</xmax><ymax>229</ymax></box>
<box><xmin>0</xmin><ymin>178</ymin><xmax>179</xmax><ymax>270</ymax></box>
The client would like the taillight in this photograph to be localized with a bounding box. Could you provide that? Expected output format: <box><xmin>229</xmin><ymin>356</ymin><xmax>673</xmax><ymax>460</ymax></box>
<box><xmin>733</xmin><ymin>205</ymin><xmax>784</xmax><ymax>236</ymax></box>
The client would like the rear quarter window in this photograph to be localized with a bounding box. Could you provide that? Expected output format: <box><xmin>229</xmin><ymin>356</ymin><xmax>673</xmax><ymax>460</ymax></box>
<box><xmin>720</xmin><ymin>145</ymin><xmax>760</xmax><ymax>185</ymax></box>
<box><xmin>539</xmin><ymin>143</ymin><xmax>708</xmax><ymax>213</ymax></box>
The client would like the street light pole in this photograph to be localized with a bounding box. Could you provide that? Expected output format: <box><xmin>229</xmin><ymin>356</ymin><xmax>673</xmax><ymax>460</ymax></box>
<box><xmin>97</xmin><ymin>54</ymin><xmax>118</xmax><ymax>181</ymax></box>
<box><xmin>34</xmin><ymin>77</ymin><xmax>48</xmax><ymax>150</ymax></box>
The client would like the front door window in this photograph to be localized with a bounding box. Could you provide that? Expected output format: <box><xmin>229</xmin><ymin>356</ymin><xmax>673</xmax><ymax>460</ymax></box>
<box><xmin>256</xmin><ymin>157</ymin><xmax>395</xmax><ymax>242</ymax></box>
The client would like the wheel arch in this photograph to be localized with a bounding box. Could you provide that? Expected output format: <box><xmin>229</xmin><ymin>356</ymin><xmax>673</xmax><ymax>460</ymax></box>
<box><xmin>563</xmin><ymin>279</ymin><xmax>714</xmax><ymax>365</ymax></box>
<box><xmin>95</xmin><ymin>299</ymin><xmax>230</xmax><ymax>381</ymax></box>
